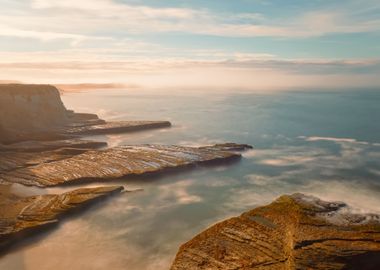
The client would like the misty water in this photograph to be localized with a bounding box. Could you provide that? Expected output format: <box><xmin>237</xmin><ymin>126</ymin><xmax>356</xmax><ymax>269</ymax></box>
<box><xmin>1</xmin><ymin>88</ymin><xmax>380</xmax><ymax>270</ymax></box>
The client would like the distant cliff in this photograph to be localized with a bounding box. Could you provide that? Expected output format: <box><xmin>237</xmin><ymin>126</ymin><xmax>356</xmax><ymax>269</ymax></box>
<box><xmin>0</xmin><ymin>84</ymin><xmax>69</xmax><ymax>143</ymax></box>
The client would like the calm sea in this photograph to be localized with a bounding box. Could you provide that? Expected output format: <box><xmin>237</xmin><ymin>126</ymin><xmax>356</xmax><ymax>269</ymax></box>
<box><xmin>1</xmin><ymin>88</ymin><xmax>380</xmax><ymax>270</ymax></box>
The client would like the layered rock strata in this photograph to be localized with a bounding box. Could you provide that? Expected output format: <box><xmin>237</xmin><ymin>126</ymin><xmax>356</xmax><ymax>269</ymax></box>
<box><xmin>0</xmin><ymin>139</ymin><xmax>107</xmax><ymax>152</ymax></box>
<box><xmin>0</xmin><ymin>144</ymin><xmax>249</xmax><ymax>187</ymax></box>
<box><xmin>171</xmin><ymin>193</ymin><xmax>380</xmax><ymax>270</ymax></box>
<box><xmin>0</xmin><ymin>186</ymin><xmax>124</xmax><ymax>249</ymax></box>
<box><xmin>65</xmin><ymin>120</ymin><xmax>171</xmax><ymax>135</ymax></box>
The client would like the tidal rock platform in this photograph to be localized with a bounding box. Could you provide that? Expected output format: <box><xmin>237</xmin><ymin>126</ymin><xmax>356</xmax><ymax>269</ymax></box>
<box><xmin>65</xmin><ymin>120</ymin><xmax>171</xmax><ymax>135</ymax></box>
<box><xmin>0</xmin><ymin>144</ymin><xmax>250</xmax><ymax>187</ymax></box>
<box><xmin>0</xmin><ymin>185</ymin><xmax>124</xmax><ymax>250</ymax></box>
<box><xmin>171</xmin><ymin>193</ymin><xmax>380</xmax><ymax>270</ymax></box>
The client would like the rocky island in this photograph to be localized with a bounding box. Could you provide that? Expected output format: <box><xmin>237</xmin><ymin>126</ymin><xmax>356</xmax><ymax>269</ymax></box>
<box><xmin>171</xmin><ymin>193</ymin><xmax>380</xmax><ymax>270</ymax></box>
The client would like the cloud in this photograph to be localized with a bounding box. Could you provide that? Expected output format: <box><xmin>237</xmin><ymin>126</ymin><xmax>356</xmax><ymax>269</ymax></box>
<box><xmin>1</xmin><ymin>57</ymin><xmax>380</xmax><ymax>89</ymax></box>
<box><xmin>0</xmin><ymin>25</ymin><xmax>85</xmax><ymax>41</ymax></box>
<box><xmin>0</xmin><ymin>0</ymin><xmax>379</xmax><ymax>88</ymax></box>
<box><xmin>31</xmin><ymin>0</ymin><xmax>196</xmax><ymax>19</ymax></box>
<box><xmin>1</xmin><ymin>0</ymin><xmax>379</xmax><ymax>44</ymax></box>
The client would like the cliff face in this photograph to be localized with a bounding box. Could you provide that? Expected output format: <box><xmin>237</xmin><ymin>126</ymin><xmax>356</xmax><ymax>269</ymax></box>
<box><xmin>0</xmin><ymin>84</ymin><xmax>69</xmax><ymax>143</ymax></box>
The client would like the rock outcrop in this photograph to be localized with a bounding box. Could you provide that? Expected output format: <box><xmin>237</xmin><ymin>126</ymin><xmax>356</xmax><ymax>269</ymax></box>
<box><xmin>0</xmin><ymin>84</ymin><xmax>171</xmax><ymax>144</ymax></box>
<box><xmin>171</xmin><ymin>193</ymin><xmax>380</xmax><ymax>270</ymax></box>
<box><xmin>0</xmin><ymin>185</ymin><xmax>124</xmax><ymax>250</ymax></box>
<box><xmin>0</xmin><ymin>84</ymin><xmax>69</xmax><ymax>143</ymax></box>
<box><xmin>65</xmin><ymin>120</ymin><xmax>171</xmax><ymax>135</ymax></box>
<box><xmin>0</xmin><ymin>139</ymin><xmax>107</xmax><ymax>152</ymax></box>
<box><xmin>0</xmin><ymin>148</ymin><xmax>89</xmax><ymax>174</ymax></box>
<box><xmin>0</xmin><ymin>83</ymin><xmax>257</xmax><ymax>261</ymax></box>
<box><xmin>0</xmin><ymin>144</ymin><xmax>249</xmax><ymax>187</ymax></box>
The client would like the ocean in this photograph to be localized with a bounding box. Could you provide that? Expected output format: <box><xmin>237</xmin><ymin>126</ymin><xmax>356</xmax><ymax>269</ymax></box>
<box><xmin>1</xmin><ymin>88</ymin><xmax>380</xmax><ymax>270</ymax></box>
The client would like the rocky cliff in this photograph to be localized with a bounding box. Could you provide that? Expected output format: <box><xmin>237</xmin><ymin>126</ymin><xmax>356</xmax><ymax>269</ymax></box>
<box><xmin>0</xmin><ymin>84</ymin><xmax>171</xmax><ymax>144</ymax></box>
<box><xmin>171</xmin><ymin>193</ymin><xmax>380</xmax><ymax>270</ymax></box>
<box><xmin>0</xmin><ymin>84</ymin><xmax>69</xmax><ymax>143</ymax></box>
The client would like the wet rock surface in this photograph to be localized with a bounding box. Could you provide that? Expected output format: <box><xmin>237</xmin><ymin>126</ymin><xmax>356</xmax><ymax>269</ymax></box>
<box><xmin>0</xmin><ymin>185</ymin><xmax>124</xmax><ymax>250</ymax></box>
<box><xmin>0</xmin><ymin>148</ymin><xmax>89</xmax><ymax>174</ymax></box>
<box><xmin>200</xmin><ymin>143</ymin><xmax>253</xmax><ymax>152</ymax></box>
<box><xmin>0</xmin><ymin>144</ymin><xmax>248</xmax><ymax>187</ymax></box>
<box><xmin>171</xmin><ymin>193</ymin><xmax>380</xmax><ymax>270</ymax></box>
<box><xmin>65</xmin><ymin>120</ymin><xmax>171</xmax><ymax>135</ymax></box>
<box><xmin>0</xmin><ymin>139</ymin><xmax>107</xmax><ymax>152</ymax></box>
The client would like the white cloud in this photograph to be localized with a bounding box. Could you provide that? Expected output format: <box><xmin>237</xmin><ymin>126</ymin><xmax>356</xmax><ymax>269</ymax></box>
<box><xmin>0</xmin><ymin>25</ymin><xmax>86</xmax><ymax>42</ymax></box>
<box><xmin>0</xmin><ymin>0</ymin><xmax>379</xmax><ymax>44</ymax></box>
<box><xmin>0</xmin><ymin>0</ymin><xmax>379</xmax><ymax>87</ymax></box>
<box><xmin>31</xmin><ymin>0</ymin><xmax>196</xmax><ymax>19</ymax></box>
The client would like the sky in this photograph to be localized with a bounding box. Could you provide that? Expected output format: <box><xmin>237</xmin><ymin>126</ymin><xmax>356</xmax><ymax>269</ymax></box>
<box><xmin>0</xmin><ymin>0</ymin><xmax>380</xmax><ymax>90</ymax></box>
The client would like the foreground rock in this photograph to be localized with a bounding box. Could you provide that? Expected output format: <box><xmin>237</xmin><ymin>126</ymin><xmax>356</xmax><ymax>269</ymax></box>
<box><xmin>171</xmin><ymin>193</ymin><xmax>380</xmax><ymax>270</ymax></box>
<box><xmin>0</xmin><ymin>144</ymin><xmax>249</xmax><ymax>187</ymax></box>
<box><xmin>0</xmin><ymin>185</ymin><xmax>124</xmax><ymax>250</ymax></box>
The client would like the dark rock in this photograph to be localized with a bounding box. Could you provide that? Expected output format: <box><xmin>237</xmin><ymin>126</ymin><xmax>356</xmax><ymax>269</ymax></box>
<box><xmin>201</xmin><ymin>143</ymin><xmax>253</xmax><ymax>152</ymax></box>
<box><xmin>171</xmin><ymin>193</ymin><xmax>380</xmax><ymax>270</ymax></box>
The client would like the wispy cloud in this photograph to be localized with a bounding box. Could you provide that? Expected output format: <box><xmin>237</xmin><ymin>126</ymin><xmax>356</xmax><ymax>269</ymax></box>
<box><xmin>1</xmin><ymin>57</ymin><xmax>380</xmax><ymax>89</ymax></box>
<box><xmin>1</xmin><ymin>0</ymin><xmax>380</xmax><ymax>43</ymax></box>
<box><xmin>0</xmin><ymin>0</ymin><xmax>379</xmax><ymax>87</ymax></box>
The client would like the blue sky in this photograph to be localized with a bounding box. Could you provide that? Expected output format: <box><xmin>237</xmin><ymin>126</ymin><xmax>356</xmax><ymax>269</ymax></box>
<box><xmin>0</xmin><ymin>0</ymin><xmax>380</xmax><ymax>89</ymax></box>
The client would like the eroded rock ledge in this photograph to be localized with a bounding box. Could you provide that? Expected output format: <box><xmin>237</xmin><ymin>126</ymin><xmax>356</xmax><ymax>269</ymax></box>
<box><xmin>0</xmin><ymin>143</ymin><xmax>251</xmax><ymax>187</ymax></box>
<box><xmin>171</xmin><ymin>193</ymin><xmax>380</xmax><ymax>270</ymax></box>
<box><xmin>0</xmin><ymin>84</ymin><xmax>171</xmax><ymax>144</ymax></box>
<box><xmin>65</xmin><ymin>120</ymin><xmax>171</xmax><ymax>135</ymax></box>
<box><xmin>0</xmin><ymin>185</ymin><xmax>124</xmax><ymax>250</ymax></box>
